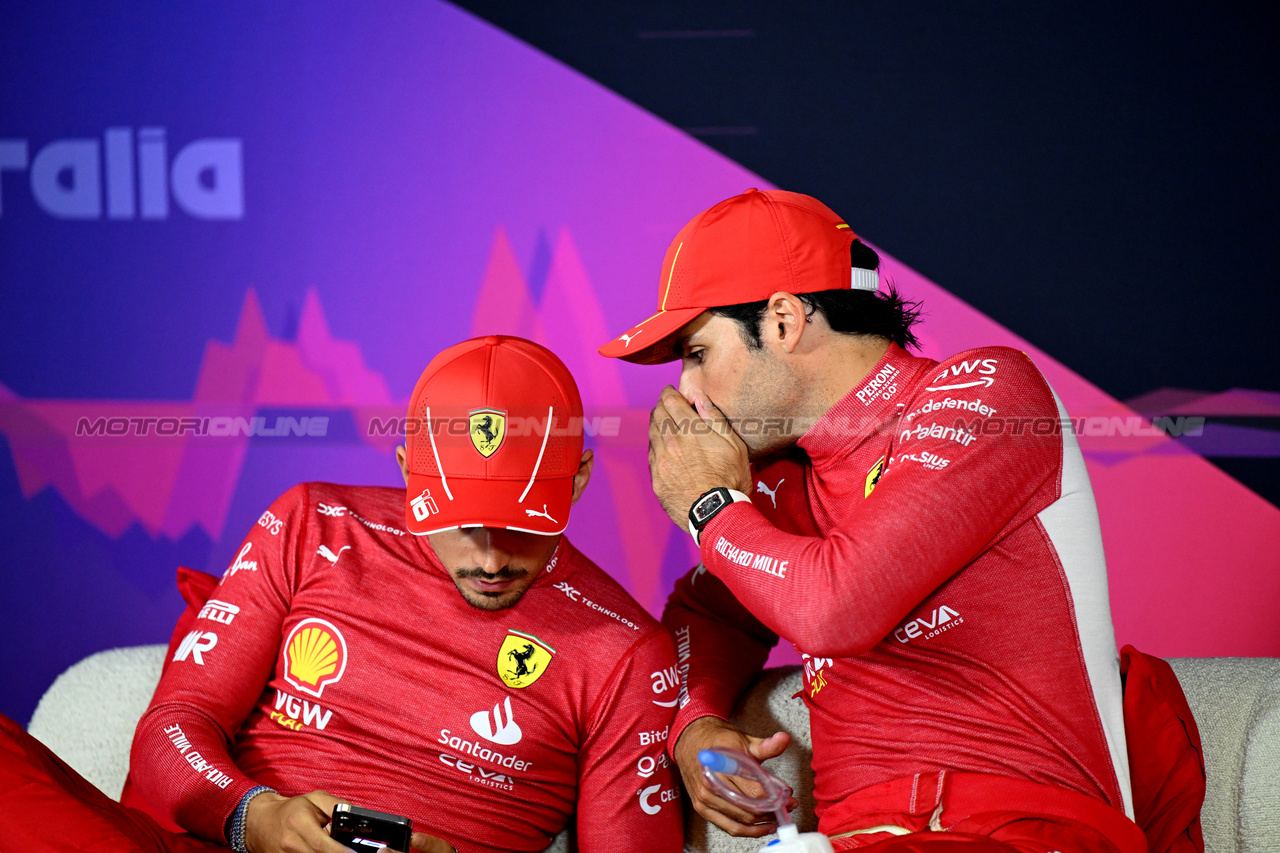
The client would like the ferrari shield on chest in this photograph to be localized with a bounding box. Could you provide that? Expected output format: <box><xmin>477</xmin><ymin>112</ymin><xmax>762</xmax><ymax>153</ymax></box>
<box><xmin>498</xmin><ymin>629</ymin><xmax>555</xmax><ymax>689</ymax></box>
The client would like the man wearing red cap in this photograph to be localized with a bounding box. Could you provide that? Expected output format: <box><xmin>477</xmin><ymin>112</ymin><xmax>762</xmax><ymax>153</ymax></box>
<box><xmin>599</xmin><ymin>190</ymin><xmax>1145</xmax><ymax>852</ymax></box>
<box><xmin>0</xmin><ymin>336</ymin><xmax>682</xmax><ymax>853</ymax></box>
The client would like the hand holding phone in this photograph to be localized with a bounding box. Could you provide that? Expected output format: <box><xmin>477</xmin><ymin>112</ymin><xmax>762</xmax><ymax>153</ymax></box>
<box><xmin>330</xmin><ymin>803</ymin><xmax>414</xmax><ymax>853</ymax></box>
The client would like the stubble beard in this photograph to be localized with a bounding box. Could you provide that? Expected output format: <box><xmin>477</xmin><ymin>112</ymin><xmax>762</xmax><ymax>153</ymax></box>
<box><xmin>730</xmin><ymin>350</ymin><xmax>802</xmax><ymax>460</ymax></box>
<box><xmin>451</xmin><ymin>567</ymin><xmax>533</xmax><ymax>612</ymax></box>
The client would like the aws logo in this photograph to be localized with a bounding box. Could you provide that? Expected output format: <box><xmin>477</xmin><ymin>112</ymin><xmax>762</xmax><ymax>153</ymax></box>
<box><xmin>283</xmin><ymin>618</ymin><xmax>348</xmax><ymax>697</ymax></box>
<box><xmin>0</xmin><ymin>128</ymin><xmax>243</xmax><ymax>220</ymax></box>
<box><xmin>926</xmin><ymin>358</ymin><xmax>998</xmax><ymax>392</ymax></box>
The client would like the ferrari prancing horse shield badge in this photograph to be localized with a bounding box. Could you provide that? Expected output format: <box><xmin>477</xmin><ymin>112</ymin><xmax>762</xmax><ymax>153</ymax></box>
<box><xmin>498</xmin><ymin>629</ymin><xmax>555</xmax><ymax>689</ymax></box>
<box><xmin>469</xmin><ymin>408</ymin><xmax>506</xmax><ymax>458</ymax></box>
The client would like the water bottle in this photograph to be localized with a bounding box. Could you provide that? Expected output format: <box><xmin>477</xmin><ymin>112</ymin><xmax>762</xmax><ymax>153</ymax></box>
<box><xmin>697</xmin><ymin>747</ymin><xmax>834</xmax><ymax>853</ymax></box>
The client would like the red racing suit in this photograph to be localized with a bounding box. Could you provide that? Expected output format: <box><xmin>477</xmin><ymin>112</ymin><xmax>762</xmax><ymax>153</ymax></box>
<box><xmin>130</xmin><ymin>483</ymin><xmax>683</xmax><ymax>853</ymax></box>
<box><xmin>665</xmin><ymin>343</ymin><xmax>1135</xmax><ymax>839</ymax></box>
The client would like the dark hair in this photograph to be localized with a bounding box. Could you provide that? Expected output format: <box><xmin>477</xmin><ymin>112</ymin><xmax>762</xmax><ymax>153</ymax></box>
<box><xmin>712</xmin><ymin>242</ymin><xmax>923</xmax><ymax>350</ymax></box>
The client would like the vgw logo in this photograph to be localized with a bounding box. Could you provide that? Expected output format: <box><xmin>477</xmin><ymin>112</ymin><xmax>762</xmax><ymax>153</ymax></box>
<box><xmin>0</xmin><ymin>127</ymin><xmax>243</xmax><ymax>220</ymax></box>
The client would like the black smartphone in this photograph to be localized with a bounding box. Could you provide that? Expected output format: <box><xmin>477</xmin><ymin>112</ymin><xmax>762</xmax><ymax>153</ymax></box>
<box><xmin>330</xmin><ymin>803</ymin><xmax>413</xmax><ymax>853</ymax></box>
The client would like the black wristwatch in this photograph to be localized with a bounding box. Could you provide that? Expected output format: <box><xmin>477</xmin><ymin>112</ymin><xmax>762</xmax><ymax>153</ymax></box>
<box><xmin>688</xmin><ymin>487</ymin><xmax>750</xmax><ymax>544</ymax></box>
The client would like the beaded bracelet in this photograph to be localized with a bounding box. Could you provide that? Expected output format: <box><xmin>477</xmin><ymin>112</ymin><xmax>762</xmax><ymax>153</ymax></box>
<box><xmin>229</xmin><ymin>785</ymin><xmax>276</xmax><ymax>853</ymax></box>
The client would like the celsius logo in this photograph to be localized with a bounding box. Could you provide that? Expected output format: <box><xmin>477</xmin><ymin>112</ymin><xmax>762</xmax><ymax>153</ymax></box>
<box><xmin>0</xmin><ymin>127</ymin><xmax>243</xmax><ymax>220</ymax></box>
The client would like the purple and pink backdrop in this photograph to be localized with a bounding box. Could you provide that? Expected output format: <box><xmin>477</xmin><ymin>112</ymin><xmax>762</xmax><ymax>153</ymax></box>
<box><xmin>1</xmin><ymin>1</ymin><xmax>1277</xmax><ymax>725</ymax></box>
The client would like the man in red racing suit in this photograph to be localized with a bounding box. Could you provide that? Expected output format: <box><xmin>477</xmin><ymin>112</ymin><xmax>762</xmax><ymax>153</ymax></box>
<box><xmin>0</xmin><ymin>336</ymin><xmax>682</xmax><ymax>853</ymax></box>
<box><xmin>598</xmin><ymin>189</ymin><xmax>1145</xmax><ymax>852</ymax></box>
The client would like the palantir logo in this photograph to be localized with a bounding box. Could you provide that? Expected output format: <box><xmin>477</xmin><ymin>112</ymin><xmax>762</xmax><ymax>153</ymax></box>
<box><xmin>469</xmin><ymin>696</ymin><xmax>522</xmax><ymax>746</ymax></box>
<box><xmin>0</xmin><ymin>127</ymin><xmax>243</xmax><ymax>220</ymax></box>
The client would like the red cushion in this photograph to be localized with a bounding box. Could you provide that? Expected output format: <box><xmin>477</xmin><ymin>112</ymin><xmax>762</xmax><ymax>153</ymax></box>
<box><xmin>119</xmin><ymin>566</ymin><xmax>221</xmax><ymax>833</ymax></box>
<box><xmin>1121</xmin><ymin>645</ymin><xmax>1206</xmax><ymax>853</ymax></box>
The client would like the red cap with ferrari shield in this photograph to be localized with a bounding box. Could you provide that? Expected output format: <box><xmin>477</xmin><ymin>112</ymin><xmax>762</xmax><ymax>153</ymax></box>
<box><xmin>598</xmin><ymin>188</ymin><xmax>879</xmax><ymax>364</ymax></box>
<box><xmin>403</xmin><ymin>335</ymin><xmax>584</xmax><ymax>536</ymax></box>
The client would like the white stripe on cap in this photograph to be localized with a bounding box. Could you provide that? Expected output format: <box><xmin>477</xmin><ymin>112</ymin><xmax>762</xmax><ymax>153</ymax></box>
<box><xmin>518</xmin><ymin>405</ymin><xmax>555</xmax><ymax>503</ymax></box>
<box><xmin>425</xmin><ymin>407</ymin><xmax>454</xmax><ymax>501</ymax></box>
<box><xmin>851</xmin><ymin>267</ymin><xmax>879</xmax><ymax>292</ymax></box>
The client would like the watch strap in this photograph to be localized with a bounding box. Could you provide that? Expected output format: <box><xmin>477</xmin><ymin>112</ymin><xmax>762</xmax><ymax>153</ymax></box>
<box><xmin>687</xmin><ymin>488</ymin><xmax>751</xmax><ymax>545</ymax></box>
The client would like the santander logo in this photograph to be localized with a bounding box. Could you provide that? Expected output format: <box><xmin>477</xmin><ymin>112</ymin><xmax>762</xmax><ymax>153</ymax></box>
<box><xmin>469</xmin><ymin>696</ymin><xmax>522</xmax><ymax>745</ymax></box>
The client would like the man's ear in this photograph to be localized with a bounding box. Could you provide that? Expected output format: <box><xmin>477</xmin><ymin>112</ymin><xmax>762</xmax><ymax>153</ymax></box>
<box><xmin>765</xmin><ymin>292</ymin><xmax>808</xmax><ymax>354</ymax></box>
<box><xmin>570</xmin><ymin>449</ymin><xmax>594</xmax><ymax>506</ymax></box>
<box><xmin>395</xmin><ymin>446</ymin><xmax>410</xmax><ymax>485</ymax></box>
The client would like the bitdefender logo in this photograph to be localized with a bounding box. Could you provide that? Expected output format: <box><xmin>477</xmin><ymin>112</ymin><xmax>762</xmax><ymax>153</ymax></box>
<box><xmin>0</xmin><ymin>127</ymin><xmax>243</xmax><ymax>220</ymax></box>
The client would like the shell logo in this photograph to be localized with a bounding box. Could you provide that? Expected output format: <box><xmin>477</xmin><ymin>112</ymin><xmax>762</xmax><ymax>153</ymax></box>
<box><xmin>282</xmin><ymin>617</ymin><xmax>348</xmax><ymax>697</ymax></box>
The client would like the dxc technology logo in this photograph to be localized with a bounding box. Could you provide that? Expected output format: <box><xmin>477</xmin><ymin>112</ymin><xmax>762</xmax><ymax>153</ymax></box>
<box><xmin>0</xmin><ymin>127</ymin><xmax>243</xmax><ymax>219</ymax></box>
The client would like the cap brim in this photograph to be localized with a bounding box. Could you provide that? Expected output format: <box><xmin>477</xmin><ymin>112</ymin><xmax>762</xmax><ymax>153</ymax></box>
<box><xmin>404</xmin><ymin>472</ymin><xmax>575</xmax><ymax>536</ymax></box>
<box><xmin>597</xmin><ymin>305</ymin><xmax>706</xmax><ymax>364</ymax></box>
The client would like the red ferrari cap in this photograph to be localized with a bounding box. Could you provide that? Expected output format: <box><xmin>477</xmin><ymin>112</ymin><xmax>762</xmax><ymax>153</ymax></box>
<box><xmin>598</xmin><ymin>188</ymin><xmax>878</xmax><ymax>364</ymax></box>
<box><xmin>403</xmin><ymin>335</ymin><xmax>584</xmax><ymax>536</ymax></box>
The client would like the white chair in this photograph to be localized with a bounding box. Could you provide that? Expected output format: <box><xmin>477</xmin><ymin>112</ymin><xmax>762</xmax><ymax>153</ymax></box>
<box><xmin>28</xmin><ymin>648</ymin><xmax>1280</xmax><ymax>853</ymax></box>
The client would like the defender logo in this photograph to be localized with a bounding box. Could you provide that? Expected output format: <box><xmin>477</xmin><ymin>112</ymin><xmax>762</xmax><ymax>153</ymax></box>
<box><xmin>469</xmin><ymin>696</ymin><xmax>522</xmax><ymax>745</ymax></box>
<box><xmin>469</xmin><ymin>409</ymin><xmax>507</xmax><ymax>458</ymax></box>
<box><xmin>894</xmin><ymin>605</ymin><xmax>963</xmax><ymax>643</ymax></box>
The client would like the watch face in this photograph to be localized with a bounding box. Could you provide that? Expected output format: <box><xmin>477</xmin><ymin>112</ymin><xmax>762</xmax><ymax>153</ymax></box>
<box><xmin>694</xmin><ymin>491</ymin><xmax>726</xmax><ymax>523</ymax></box>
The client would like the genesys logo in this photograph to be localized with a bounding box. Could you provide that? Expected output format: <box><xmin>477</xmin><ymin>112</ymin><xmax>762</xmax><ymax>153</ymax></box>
<box><xmin>0</xmin><ymin>128</ymin><xmax>243</xmax><ymax>220</ymax></box>
<box><xmin>470</xmin><ymin>696</ymin><xmax>522</xmax><ymax>745</ymax></box>
<box><xmin>197</xmin><ymin>599</ymin><xmax>239</xmax><ymax>625</ymax></box>
<box><xmin>257</xmin><ymin>509</ymin><xmax>284</xmax><ymax>536</ymax></box>
<box><xmin>926</xmin><ymin>358</ymin><xmax>999</xmax><ymax>392</ymax></box>
<box><xmin>637</xmin><ymin>783</ymin><xmax>680</xmax><ymax>815</ymax></box>
<box><xmin>173</xmin><ymin>630</ymin><xmax>217</xmax><ymax>665</ymax></box>
<box><xmin>650</xmin><ymin>665</ymin><xmax>680</xmax><ymax>708</ymax></box>
<box><xmin>283</xmin><ymin>618</ymin><xmax>348</xmax><ymax>697</ymax></box>
<box><xmin>894</xmin><ymin>605</ymin><xmax>964</xmax><ymax>644</ymax></box>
